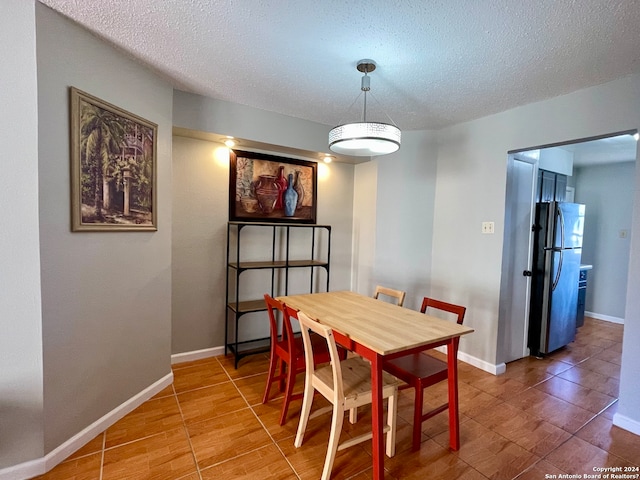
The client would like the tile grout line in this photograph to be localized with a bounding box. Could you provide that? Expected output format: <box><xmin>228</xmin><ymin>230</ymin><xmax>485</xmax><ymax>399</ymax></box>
<box><xmin>172</xmin><ymin>379</ymin><xmax>204</xmax><ymax>480</ymax></box>
<box><xmin>400</xmin><ymin>320</ymin><xmax>621</xmax><ymax>479</ymax></box>
<box><xmin>510</xmin><ymin>326</ymin><xmax>624</xmax><ymax>480</ymax></box>
<box><xmin>99</xmin><ymin>431</ymin><xmax>105</xmax><ymax>480</ymax></box>
<box><xmin>178</xmin><ymin>356</ymin><xmax>301</xmax><ymax>480</ymax></box>
<box><xmin>182</xmin><ymin>356</ymin><xmax>299</xmax><ymax>476</ymax></box>
<box><xmin>222</xmin><ymin>356</ymin><xmax>303</xmax><ymax>480</ymax></box>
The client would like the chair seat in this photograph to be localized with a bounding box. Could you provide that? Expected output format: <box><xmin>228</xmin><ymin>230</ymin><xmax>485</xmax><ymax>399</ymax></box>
<box><xmin>315</xmin><ymin>357</ymin><xmax>401</xmax><ymax>403</ymax></box>
<box><xmin>384</xmin><ymin>352</ymin><xmax>448</xmax><ymax>386</ymax></box>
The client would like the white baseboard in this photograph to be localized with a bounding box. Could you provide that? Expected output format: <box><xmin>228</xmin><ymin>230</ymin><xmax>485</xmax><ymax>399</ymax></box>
<box><xmin>433</xmin><ymin>346</ymin><xmax>505</xmax><ymax>375</ymax></box>
<box><xmin>460</xmin><ymin>351</ymin><xmax>506</xmax><ymax>375</ymax></box>
<box><xmin>613</xmin><ymin>412</ymin><xmax>640</xmax><ymax>436</ymax></box>
<box><xmin>171</xmin><ymin>346</ymin><xmax>225</xmax><ymax>365</ymax></box>
<box><xmin>0</xmin><ymin>458</ymin><xmax>42</xmax><ymax>480</ymax></box>
<box><xmin>0</xmin><ymin>372</ymin><xmax>173</xmax><ymax>480</ymax></box>
<box><xmin>174</xmin><ymin>345</ymin><xmax>507</xmax><ymax>375</ymax></box>
<box><xmin>585</xmin><ymin>311</ymin><xmax>624</xmax><ymax>325</ymax></box>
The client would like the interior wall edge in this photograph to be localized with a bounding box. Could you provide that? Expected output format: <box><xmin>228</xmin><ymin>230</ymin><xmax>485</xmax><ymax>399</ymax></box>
<box><xmin>0</xmin><ymin>373</ymin><xmax>174</xmax><ymax>479</ymax></box>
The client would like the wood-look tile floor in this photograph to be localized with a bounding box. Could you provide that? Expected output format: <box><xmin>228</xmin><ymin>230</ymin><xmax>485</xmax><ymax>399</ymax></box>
<box><xmin>34</xmin><ymin>317</ymin><xmax>640</xmax><ymax>480</ymax></box>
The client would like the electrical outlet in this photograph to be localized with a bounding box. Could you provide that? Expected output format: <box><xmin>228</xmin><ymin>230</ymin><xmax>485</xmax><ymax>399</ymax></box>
<box><xmin>482</xmin><ymin>222</ymin><xmax>495</xmax><ymax>234</ymax></box>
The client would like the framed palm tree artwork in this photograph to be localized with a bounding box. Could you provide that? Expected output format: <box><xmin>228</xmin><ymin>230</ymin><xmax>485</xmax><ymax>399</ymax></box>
<box><xmin>70</xmin><ymin>87</ymin><xmax>157</xmax><ymax>231</ymax></box>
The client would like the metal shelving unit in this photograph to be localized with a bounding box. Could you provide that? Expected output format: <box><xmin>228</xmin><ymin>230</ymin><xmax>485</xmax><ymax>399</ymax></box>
<box><xmin>224</xmin><ymin>221</ymin><xmax>331</xmax><ymax>367</ymax></box>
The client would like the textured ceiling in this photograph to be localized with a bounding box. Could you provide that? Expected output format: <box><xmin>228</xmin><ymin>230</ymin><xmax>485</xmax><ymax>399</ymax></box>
<box><xmin>38</xmin><ymin>0</ymin><xmax>640</xmax><ymax>132</ymax></box>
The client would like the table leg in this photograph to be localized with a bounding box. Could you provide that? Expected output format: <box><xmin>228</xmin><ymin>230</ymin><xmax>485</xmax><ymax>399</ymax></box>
<box><xmin>446</xmin><ymin>338</ymin><xmax>460</xmax><ymax>450</ymax></box>
<box><xmin>370</xmin><ymin>353</ymin><xmax>384</xmax><ymax>479</ymax></box>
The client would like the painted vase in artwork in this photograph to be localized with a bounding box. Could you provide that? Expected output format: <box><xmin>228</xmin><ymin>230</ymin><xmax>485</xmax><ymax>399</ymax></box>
<box><xmin>283</xmin><ymin>173</ymin><xmax>298</xmax><ymax>217</ymax></box>
<box><xmin>293</xmin><ymin>170</ymin><xmax>304</xmax><ymax>208</ymax></box>
<box><xmin>253</xmin><ymin>175</ymin><xmax>279</xmax><ymax>214</ymax></box>
<box><xmin>275</xmin><ymin>166</ymin><xmax>288</xmax><ymax>209</ymax></box>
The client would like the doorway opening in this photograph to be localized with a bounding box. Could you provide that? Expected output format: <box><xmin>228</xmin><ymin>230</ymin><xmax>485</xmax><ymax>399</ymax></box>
<box><xmin>498</xmin><ymin>130</ymin><xmax>637</xmax><ymax>366</ymax></box>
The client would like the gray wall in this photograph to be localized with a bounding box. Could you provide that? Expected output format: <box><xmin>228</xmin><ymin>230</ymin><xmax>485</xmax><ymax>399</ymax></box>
<box><xmin>171</xmin><ymin>136</ymin><xmax>228</xmax><ymax>353</ymax></box>
<box><xmin>352</xmin><ymin>130</ymin><xmax>439</xmax><ymax>311</ymax></box>
<box><xmin>172</xmin><ymin>90</ymin><xmax>332</xmax><ymax>155</ymax></box>
<box><xmin>36</xmin><ymin>4</ymin><xmax>173</xmax><ymax>452</ymax></box>
<box><xmin>430</xmin><ymin>75</ymin><xmax>640</xmax><ymax>428</ymax></box>
<box><xmin>355</xmin><ymin>73</ymin><xmax>640</xmax><ymax>430</ymax></box>
<box><xmin>0</xmin><ymin>0</ymin><xmax>44</xmax><ymax>468</ymax></box>
<box><xmin>171</xmin><ymin>129</ymin><xmax>355</xmax><ymax>354</ymax></box>
<box><xmin>575</xmin><ymin>162</ymin><xmax>635</xmax><ymax>320</ymax></box>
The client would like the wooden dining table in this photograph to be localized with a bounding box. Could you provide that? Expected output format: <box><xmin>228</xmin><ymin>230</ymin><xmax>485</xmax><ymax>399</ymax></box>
<box><xmin>278</xmin><ymin>290</ymin><xmax>474</xmax><ymax>480</ymax></box>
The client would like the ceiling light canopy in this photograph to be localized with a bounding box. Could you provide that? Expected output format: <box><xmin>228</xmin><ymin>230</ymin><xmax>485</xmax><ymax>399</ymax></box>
<box><xmin>329</xmin><ymin>60</ymin><xmax>401</xmax><ymax>157</ymax></box>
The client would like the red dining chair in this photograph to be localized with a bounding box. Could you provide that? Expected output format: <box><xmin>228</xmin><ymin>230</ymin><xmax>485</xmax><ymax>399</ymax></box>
<box><xmin>262</xmin><ymin>294</ymin><xmax>342</xmax><ymax>425</ymax></box>
<box><xmin>383</xmin><ymin>297</ymin><xmax>466</xmax><ymax>451</ymax></box>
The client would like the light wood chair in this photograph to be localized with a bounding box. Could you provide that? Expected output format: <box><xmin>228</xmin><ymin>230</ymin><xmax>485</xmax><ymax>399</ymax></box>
<box><xmin>293</xmin><ymin>309</ymin><xmax>401</xmax><ymax>480</ymax></box>
<box><xmin>383</xmin><ymin>297</ymin><xmax>466</xmax><ymax>451</ymax></box>
<box><xmin>263</xmin><ymin>294</ymin><xmax>336</xmax><ymax>425</ymax></box>
<box><xmin>373</xmin><ymin>285</ymin><xmax>406</xmax><ymax>307</ymax></box>
<box><xmin>348</xmin><ymin>284</ymin><xmax>406</xmax><ymax>424</ymax></box>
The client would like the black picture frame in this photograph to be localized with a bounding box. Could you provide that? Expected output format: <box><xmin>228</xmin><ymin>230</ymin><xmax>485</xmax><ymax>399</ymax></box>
<box><xmin>229</xmin><ymin>150</ymin><xmax>317</xmax><ymax>223</ymax></box>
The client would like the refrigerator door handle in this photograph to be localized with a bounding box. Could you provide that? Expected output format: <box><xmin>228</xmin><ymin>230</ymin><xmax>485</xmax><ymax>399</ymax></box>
<box><xmin>552</xmin><ymin>249</ymin><xmax>563</xmax><ymax>291</ymax></box>
<box><xmin>552</xmin><ymin>206</ymin><xmax>565</xmax><ymax>291</ymax></box>
<box><xmin>558</xmin><ymin>205</ymin><xmax>566</xmax><ymax>250</ymax></box>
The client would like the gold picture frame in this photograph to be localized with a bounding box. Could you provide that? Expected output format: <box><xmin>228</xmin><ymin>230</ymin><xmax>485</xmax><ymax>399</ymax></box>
<box><xmin>70</xmin><ymin>87</ymin><xmax>157</xmax><ymax>231</ymax></box>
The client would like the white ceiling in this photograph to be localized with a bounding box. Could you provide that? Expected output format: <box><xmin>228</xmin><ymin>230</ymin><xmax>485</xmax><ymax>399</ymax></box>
<box><xmin>560</xmin><ymin>134</ymin><xmax>638</xmax><ymax>167</ymax></box>
<box><xmin>38</xmin><ymin>0</ymin><xmax>640</xmax><ymax>133</ymax></box>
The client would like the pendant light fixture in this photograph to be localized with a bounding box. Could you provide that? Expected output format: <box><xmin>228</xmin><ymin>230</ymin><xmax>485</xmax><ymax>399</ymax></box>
<box><xmin>328</xmin><ymin>59</ymin><xmax>401</xmax><ymax>156</ymax></box>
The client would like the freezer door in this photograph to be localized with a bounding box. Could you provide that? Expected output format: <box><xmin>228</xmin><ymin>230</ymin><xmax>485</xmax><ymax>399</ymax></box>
<box><xmin>554</xmin><ymin>202</ymin><xmax>585</xmax><ymax>249</ymax></box>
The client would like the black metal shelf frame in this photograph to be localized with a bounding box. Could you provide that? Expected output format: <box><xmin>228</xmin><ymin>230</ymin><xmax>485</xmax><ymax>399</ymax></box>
<box><xmin>224</xmin><ymin>221</ymin><xmax>331</xmax><ymax>368</ymax></box>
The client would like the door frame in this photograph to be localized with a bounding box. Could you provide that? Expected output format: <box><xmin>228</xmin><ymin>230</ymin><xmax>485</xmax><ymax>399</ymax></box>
<box><xmin>498</xmin><ymin>129</ymin><xmax>636</xmax><ymax>367</ymax></box>
<box><xmin>497</xmin><ymin>152</ymin><xmax>538</xmax><ymax>364</ymax></box>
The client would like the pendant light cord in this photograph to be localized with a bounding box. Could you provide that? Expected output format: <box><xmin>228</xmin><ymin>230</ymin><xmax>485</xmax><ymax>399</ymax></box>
<box><xmin>363</xmin><ymin>86</ymin><xmax>368</xmax><ymax>122</ymax></box>
<box><xmin>335</xmin><ymin>91</ymin><xmax>364</xmax><ymax>127</ymax></box>
<box><xmin>361</xmin><ymin>70</ymin><xmax>370</xmax><ymax>123</ymax></box>
<box><xmin>334</xmin><ymin>61</ymin><xmax>399</xmax><ymax>128</ymax></box>
<box><xmin>367</xmin><ymin>90</ymin><xmax>399</xmax><ymax>127</ymax></box>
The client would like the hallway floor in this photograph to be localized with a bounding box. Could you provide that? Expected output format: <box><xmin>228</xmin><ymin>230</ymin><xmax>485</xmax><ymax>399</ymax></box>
<box><xmin>34</xmin><ymin>317</ymin><xmax>639</xmax><ymax>479</ymax></box>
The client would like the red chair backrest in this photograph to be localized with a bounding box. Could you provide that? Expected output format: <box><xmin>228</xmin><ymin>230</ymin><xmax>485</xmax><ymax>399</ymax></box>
<box><xmin>420</xmin><ymin>297</ymin><xmax>466</xmax><ymax>325</ymax></box>
<box><xmin>264</xmin><ymin>294</ymin><xmax>297</xmax><ymax>351</ymax></box>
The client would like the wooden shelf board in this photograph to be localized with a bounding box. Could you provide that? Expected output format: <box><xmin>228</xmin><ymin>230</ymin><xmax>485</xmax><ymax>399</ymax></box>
<box><xmin>227</xmin><ymin>299</ymin><xmax>267</xmax><ymax>313</ymax></box>
<box><xmin>228</xmin><ymin>260</ymin><xmax>328</xmax><ymax>270</ymax></box>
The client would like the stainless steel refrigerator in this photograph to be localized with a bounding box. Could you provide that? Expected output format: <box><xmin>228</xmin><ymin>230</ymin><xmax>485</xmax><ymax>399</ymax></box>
<box><xmin>528</xmin><ymin>201</ymin><xmax>585</xmax><ymax>356</ymax></box>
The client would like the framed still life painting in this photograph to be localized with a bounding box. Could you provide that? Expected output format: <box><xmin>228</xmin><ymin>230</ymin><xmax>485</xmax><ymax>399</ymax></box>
<box><xmin>229</xmin><ymin>150</ymin><xmax>317</xmax><ymax>223</ymax></box>
<box><xmin>70</xmin><ymin>87</ymin><xmax>158</xmax><ymax>231</ymax></box>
